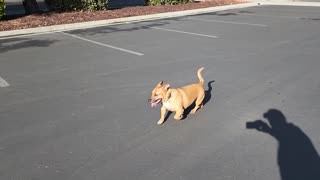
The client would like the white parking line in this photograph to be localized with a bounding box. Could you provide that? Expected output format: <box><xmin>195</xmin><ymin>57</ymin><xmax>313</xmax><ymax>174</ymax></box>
<box><xmin>0</xmin><ymin>76</ymin><xmax>10</xmax><ymax>87</ymax></box>
<box><xmin>257</xmin><ymin>7</ymin><xmax>320</xmax><ymax>13</ymax></box>
<box><xmin>239</xmin><ymin>13</ymin><xmax>304</xmax><ymax>19</ymax></box>
<box><xmin>188</xmin><ymin>17</ymin><xmax>268</xmax><ymax>27</ymax></box>
<box><xmin>59</xmin><ymin>32</ymin><xmax>144</xmax><ymax>56</ymax></box>
<box><xmin>151</xmin><ymin>27</ymin><xmax>218</xmax><ymax>38</ymax></box>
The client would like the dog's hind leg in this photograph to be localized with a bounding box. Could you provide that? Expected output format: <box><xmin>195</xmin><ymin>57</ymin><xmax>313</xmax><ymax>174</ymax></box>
<box><xmin>174</xmin><ymin>107</ymin><xmax>184</xmax><ymax>120</ymax></box>
<box><xmin>190</xmin><ymin>94</ymin><xmax>205</xmax><ymax>114</ymax></box>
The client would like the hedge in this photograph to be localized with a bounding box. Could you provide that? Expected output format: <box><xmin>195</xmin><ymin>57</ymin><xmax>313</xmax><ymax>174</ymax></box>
<box><xmin>44</xmin><ymin>0</ymin><xmax>108</xmax><ymax>11</ymax></box>
<box><xmin>146</xmin><ymin>0</ymin><xmax>193</xmax><ymax>5</ymax></box>
<box><xmin>0</xmin><ymin>0</ymin><xmax>5</xmax><ymax>20</ymax></box>
<box><xmin>45</xmin><ymin>0</ymin><xmax>193</xmax><ymax>11</ymax></box>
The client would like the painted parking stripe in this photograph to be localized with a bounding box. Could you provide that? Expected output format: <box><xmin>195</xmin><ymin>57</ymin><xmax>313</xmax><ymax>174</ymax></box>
<box><xmin>239</xmin><ymin>13</ymin><xmax>304</xmax><ymax>19</ymax></box>
<box><xmin>151</xmin><ymin>27</ymin><xmax>218</xmax><ymax>38</ymax></box>
<box><xmin>0</xmin><ymin>76</ymin><xmax>10</xmax><ymax>87</ymax></box>
<box><xmin>188</xmin><ymin>17</ymin><xmax>268</xmax><ymax>27</ymax></box>
<box><xmin>256</xmin><ymin>7</ymin><xmax>320</xmax><ymax>13</ymax></box>
<box><xmin>59</xmin><ymin>32</ymin><xmax>144</xmax><ymax>56</ymax></box>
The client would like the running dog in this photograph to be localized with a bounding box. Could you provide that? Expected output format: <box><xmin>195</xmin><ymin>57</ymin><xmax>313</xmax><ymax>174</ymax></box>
<box><xmin>149</xmin><ymin>67</ymin><xmax>205</xmax><ymax>125</ymax></box>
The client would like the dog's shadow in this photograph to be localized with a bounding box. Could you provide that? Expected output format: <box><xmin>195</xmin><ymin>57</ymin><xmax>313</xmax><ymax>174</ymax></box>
<box><xmin>203</xmin><ymin>80</ymin><xmax>215</xmax><ymax>106</ymax></box>
<box><xmin>164</xmin><ymin>80</ymin><xmax>215</xmax><ymax>121</ymax></box>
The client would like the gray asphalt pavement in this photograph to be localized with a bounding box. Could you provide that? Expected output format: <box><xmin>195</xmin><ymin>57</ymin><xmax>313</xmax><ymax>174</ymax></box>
<box><xmin>298</xmin><ymin>0</ymin><xmax>320</xmax><ymax>2</ymax></box>
<box><xmin>1</xmin><ymin>5</ymin><xmax>320</xmax><ymax>180</ymax></box>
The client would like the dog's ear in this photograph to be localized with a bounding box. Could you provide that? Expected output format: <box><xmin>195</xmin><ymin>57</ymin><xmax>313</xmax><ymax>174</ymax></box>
<box><xmin>156</xmin><ymin>81</ymin><xmax>163</xmax><ymax>87</ymax></box>
<box><xmin>162</xmin><ymin>84</ymin><xmax>170</xmax><ymax>91</ymax></box>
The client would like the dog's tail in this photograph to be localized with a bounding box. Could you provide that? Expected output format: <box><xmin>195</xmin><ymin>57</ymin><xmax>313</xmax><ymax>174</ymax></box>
<box><xmin>197</xmin><ymin>67</ymin><xmax>205</xmax><ymax>85</ymax></box>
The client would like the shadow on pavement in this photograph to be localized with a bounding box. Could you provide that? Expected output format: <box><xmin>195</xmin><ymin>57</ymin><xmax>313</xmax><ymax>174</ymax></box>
<box><xmin>203</xmin><ymin>80</ymin><xmax>215</xmax><ymax>106</ymax></box>
<box><xmin>0</xmin><ymin>38</ymin><xmax>58</xmax><ymax>53</ymax></box>
<box><xmin>246</xmin><ymin>109</ymin><xmax>320</xmax><ymax>180</ymax></box>
<box><xmin>66</xmin><ymin>18</ymin><xmax>187</xmax><ymax>36</ymax></box>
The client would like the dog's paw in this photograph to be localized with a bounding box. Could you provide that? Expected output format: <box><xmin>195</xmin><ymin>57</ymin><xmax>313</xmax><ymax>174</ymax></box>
<box><xmin>174</xmin><ymin>114</ymin><xmax>183</xmax><ymax>120</ymax></box>
<box><xmin>190</xmin><ymin>107</ymin><xmax>200</xmax><ymax>114</ymax></box>
<box><xmin>157</xmin><ymin>120</ymin><xmax>164</xmax><ymax>125</ymax></box>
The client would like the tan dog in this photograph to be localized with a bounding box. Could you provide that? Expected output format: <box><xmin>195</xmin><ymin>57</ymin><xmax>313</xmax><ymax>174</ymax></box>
<box><xmin>149</xmin><ymin>67</ymin><xmax>205</xmax><ymax>125</ymax></box>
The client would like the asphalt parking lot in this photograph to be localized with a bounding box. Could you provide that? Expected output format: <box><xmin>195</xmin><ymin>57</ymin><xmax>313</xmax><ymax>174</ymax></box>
<box><xmin>1</xmin><ymin>4</ymin><xmax>320</xmax><ymax>180</ymax></box>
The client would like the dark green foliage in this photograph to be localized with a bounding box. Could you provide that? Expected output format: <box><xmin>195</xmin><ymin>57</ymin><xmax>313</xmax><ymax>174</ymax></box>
<box><xmin>146</xmin><ymin>0</ymin><xmax>192</xmax><ymax>5</ymax></box>
<box><xmin>45</xmin><ymin>0</ymin><xmax>108</xmax><ymax>11</ymax></box>
<box><xmin>0</xmin><ymin>0</ymin><xmax>5</xmax><ymax>20</ymax></box>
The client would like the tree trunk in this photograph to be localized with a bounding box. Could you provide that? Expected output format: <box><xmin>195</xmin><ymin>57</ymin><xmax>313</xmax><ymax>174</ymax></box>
<box><xmin>23</xmin><ymin>0</ymin><xmax>39</xmax><ymax>14</ymax></box>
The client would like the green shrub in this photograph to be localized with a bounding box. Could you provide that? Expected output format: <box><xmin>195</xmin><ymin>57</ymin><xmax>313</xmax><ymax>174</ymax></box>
<box><xmin>45</xmin><ymin>0</ymin><xmax>108</xmax><ymax>11</ymax></box>
<box><xmin>84</xmin><ymin>0</ymin><xmax>108</xmax><ymax>11</ymax></box>
<box><xmin>147</xmin><ymin>0</ymin><xmax>192</xmax><ymax>5</ymax></box>
<box><xmin>0</xmin><ymin>0</ymin><xmax>5</xmax><ymax>20</ymax></box>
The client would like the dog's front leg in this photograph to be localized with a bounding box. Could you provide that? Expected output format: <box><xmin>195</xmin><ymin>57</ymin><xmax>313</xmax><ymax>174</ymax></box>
<box><xmin>157</xmin><ymin>106</ymin><xmax>167</xmax><ymax>125</ymax></box>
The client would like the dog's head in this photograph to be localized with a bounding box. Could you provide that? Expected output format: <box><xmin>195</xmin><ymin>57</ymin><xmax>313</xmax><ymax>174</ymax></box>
<box><xmin>148</xmin><ymin>81</ymin><xmax>170</xmax><ymax>107</ymax></box>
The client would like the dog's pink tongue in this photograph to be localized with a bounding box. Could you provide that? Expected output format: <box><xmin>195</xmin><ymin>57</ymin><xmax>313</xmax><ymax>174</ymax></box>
<box><xmin>151</xmin><ymin>102</ymin><xmax>157</xmax><ymax>107</ymax></box>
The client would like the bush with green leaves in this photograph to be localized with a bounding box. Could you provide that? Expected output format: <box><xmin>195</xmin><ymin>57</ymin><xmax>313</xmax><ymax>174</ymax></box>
<box><xmin>45</xmin><ymin>0</ymin><xmax>108</xmax><ymax>11</ymax></box>
<box><xmin>0</xmin><ymin>0</ymin><xmax>5</xmax><ymax>20</ymax></box>
<box><xmin>83</xmin><ymin>0</ymin><xmax>108</xmax><ymax>11</ymax></box>
<box><xmin>146</xmin><ymin>0</ymin><xmax>192</xmax><ymax>5</ymax></box>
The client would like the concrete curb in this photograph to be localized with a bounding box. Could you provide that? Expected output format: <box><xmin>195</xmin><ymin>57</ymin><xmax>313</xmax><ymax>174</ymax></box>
<box><xmin>0</xmin><ymin>2</ymin><xmax>258</xmax><ymax>38</ymax></box>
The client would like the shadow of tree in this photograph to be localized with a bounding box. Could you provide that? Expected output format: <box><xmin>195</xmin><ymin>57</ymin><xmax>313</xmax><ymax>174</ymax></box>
<box><xmin>301</xmin><ymin>18</ymin><xmax>320</xmax><ymax>21</ymax></box>
<box><xmin>190</xmin><ymin>11</ymin><xmax>238</xmax><ymax>17</ymax></box>
<box><xmin>213</xmin><ymin>12</ymin><xmax>237</xmax><ymax>16</ymax></box>
<box><xmin>246</xmin><ymin>109</ymin><xmax>320</xmax><ymax>180</ymax></box>
<box><xmin>66</xmin><ymin>18</ymin><xmax>187</xmax><ymax>36</ymax></box>
<box><xmin>0</xmin><ymin>38</ymin><xmax>58</xmax><ymax>53</ymax></box>
<box><xmin>238</xmin><ymin>10</ymin><xmax>255</xmax><ymax>14</ymax></box>
<box><xmin>190</xmin><ymin>10</ymin><xmax>257</xmax><ymax>18</ymax></box>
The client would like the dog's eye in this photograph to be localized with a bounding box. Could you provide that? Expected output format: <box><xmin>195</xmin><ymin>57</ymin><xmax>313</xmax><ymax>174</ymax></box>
<box><xmin>155</xmin><ymin>93</ymin><xmax>159</xmax><ymax>96</ymax></box>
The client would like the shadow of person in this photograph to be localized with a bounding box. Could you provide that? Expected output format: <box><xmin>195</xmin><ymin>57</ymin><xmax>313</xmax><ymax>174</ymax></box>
<box><xmin>246</xmin><ymin>109</ymin><xmax>320</xmax><ymax>180</ymax></box>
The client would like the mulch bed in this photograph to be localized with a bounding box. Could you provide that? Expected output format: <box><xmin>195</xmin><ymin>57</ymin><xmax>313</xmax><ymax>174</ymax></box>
<box><xmin>0</xmin><ymin>0</ymin><xmax>245</xmax><ymax>32</ymax></box>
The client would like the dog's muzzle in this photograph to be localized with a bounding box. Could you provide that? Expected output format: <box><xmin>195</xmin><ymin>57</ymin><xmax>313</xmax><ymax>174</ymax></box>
<box><xmin>149</xmin><ymin>98</ymin><xmax>162</xmax><ymax>107</ymax></box>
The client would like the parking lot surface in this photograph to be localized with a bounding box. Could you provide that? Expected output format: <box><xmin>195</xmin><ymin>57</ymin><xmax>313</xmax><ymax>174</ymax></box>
<box><xmin>1</xmin><ymin>5</ymin><xmax>320</xmax><ymax>180</ymax></box>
